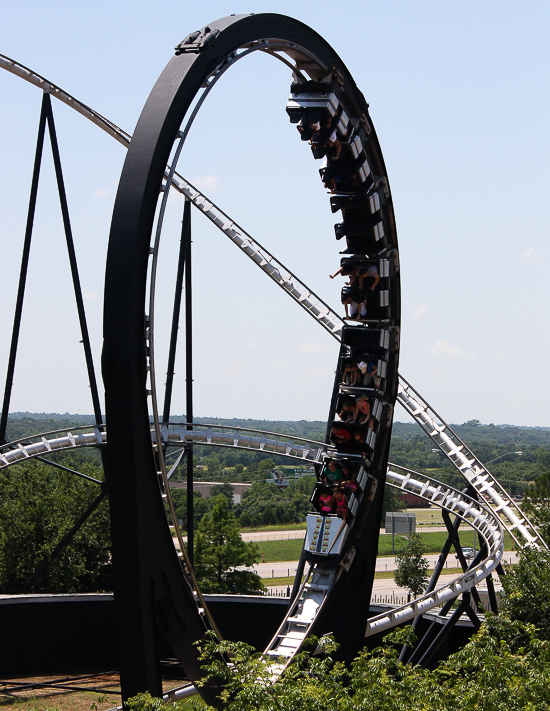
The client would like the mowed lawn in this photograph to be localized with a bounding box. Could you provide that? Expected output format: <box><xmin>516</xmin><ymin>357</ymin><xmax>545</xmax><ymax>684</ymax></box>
<box><xmin>256</xmin><ymin>530</ymin><xmax>514</xmax><ymax>563</ymax></box>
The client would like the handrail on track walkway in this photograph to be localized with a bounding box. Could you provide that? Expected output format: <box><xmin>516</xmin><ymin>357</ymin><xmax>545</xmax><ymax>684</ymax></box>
<box><xmin>396</xmin><ymin>377</ymin><xmax>546</xmax><ymax>550</ymax></box>
<box><xmin>366</xmin><ymin>464</ymin><xmax>504</xmax><ymax>636</ymax></box>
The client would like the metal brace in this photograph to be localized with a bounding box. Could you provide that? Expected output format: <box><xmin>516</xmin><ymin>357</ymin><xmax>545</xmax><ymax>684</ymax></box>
<box><xmin>175</xmin><ymin>27</ymin><xmax>220</xmax><ymax>55</ymax></box>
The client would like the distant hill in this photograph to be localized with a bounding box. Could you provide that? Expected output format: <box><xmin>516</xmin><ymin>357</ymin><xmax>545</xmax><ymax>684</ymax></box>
<box><xmin>4</xmin><ymin>412</ymin><xmax>549</xmax><ymax>495</ymax></box>
<box><xmin>5</xmin><ymin>412</ymin><xmax>550</xmax><ymax>450</ymax></box>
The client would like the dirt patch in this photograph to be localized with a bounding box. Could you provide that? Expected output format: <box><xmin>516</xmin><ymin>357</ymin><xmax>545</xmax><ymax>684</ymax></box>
<box><xmin>0</xmin><ymin>673</ymin><xmax>189</xmax><ymax>710</ymax></box>
<box><xmin>0</xmin><ymin>672</ymin><xmax>121</xmax><ymax>710</ymax></box>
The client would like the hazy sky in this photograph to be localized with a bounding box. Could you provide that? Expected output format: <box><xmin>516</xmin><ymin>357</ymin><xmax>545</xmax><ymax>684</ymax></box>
<box><xmin>1</xmin><ymin>1</ymin><xmax>549</xmax><ymax>427</ymax></box>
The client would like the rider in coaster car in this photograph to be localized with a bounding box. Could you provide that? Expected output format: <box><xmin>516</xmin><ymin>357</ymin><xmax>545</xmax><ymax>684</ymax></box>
<box><xmin>322</xmin><ymin>458</ymin><xmax>344</xmax><ymax>486</ymax></box>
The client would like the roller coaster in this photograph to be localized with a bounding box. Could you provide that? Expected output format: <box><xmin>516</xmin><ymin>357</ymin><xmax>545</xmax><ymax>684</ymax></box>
<box><xmin>0</xmin><ymin>13</ymin><xmax>546</xmax><ymax>706</ymax></box>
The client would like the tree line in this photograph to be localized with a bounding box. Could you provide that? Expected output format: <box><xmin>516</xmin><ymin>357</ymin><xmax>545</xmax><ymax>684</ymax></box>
<box><xmin>7</xmin><ymin>413</ymin><xmax>550</xmax><ymax>495</ymax></box>
<box><xmin>1</xmin><ymin>414</ymin><xmax>549</xmax><ymax>596</ymax></box>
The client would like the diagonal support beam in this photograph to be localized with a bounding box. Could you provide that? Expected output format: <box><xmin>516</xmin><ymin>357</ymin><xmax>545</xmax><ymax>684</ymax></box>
<box><xmin>43</xmin><ymin>93</ymin><xmax>103</xmax><ymax>428</ymax></box>
<box><xmin>0</xmin><ymin>93</ymin><xmax>49</xmax><ymax>445</ymax></box>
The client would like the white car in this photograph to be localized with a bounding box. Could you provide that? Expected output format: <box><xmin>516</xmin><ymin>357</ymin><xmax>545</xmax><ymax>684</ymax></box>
<box><xmin>455</xmin><ymin>546</ymin><xmax>475</xmax><ymax>560</ymax></box>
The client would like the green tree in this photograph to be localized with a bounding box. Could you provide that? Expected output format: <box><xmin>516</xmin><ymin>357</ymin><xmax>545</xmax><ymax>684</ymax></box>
<box><xmin>257</xmin><ymin>458</ymin><xmax>275</xmax><ymax>476</ymax></box>
<box><xmin>0</xmin><ymin>460</ymin><xmax>111</xmax><ymax>593</ymax></box>
<box><xmin>209</xmin><ymin>483</ymin><xmax>234</xmax><ymax>506</ymax></box>
<box><xmin>393</xmin><ymin>532</ymin><xmax>429</xmax><ymax>598</ymax></box>
<box><xmin>194</xmin><ymin>495</ymin><xmax>264</xmax><ymax>594</ymax></box>
<box><xmin>381</xmin><ymin>484</ymin><xmax>406</xmax><ymax>520</ymax></box>
<box><xmin>204</xmin><ymin>454</ymin><xmax>223</xmax><ymax>478</ymax></box>
<box><xmin>500</xmin><ymin>546</ymin><xmax>550</xmax><ymax>640</ymax></box>
<box><xmin>234</xmin><ymin>481</ymin><xmax>309</xmax><ymax>527</ymax></box>
<box><xmin>522</xmin><ymin>471</ymin><xmax>550</xmax><ymax>543</ymax></box>
<box><xmin>169</xmin><ymin>489</ymin><xmax>209</xmax><ymax>532</ymax></box>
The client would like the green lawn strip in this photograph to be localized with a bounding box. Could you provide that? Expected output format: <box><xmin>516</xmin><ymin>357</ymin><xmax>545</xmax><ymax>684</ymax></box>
<box><xmin>377</xmin><ymin>530</ymin><xmax>514</xmax><ymax>556</ymax></box>
<box><xmin>257</xmin><ymin>539</ymin><xmax>304</xmax><ymax>562</ymax></box>
<box><xmin>258</xmin><ymin>530</ymin><xmax>515</xmax><ymax>563</ymax></box>
<box><xmin>263</xmin><ymin>568</ymin><xmax>468</xmax><ymax>586</ymax></box>
<box><xmin>264</xmin><ymin>577</ymin><xmax>297</xmax><ymax>587</ymax></box>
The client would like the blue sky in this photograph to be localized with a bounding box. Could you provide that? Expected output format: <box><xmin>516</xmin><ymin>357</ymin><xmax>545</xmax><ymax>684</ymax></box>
<box><xmin>1</xmin><ymin>1</ymin><xmax>549</xmax><ymax>426</ymax></box>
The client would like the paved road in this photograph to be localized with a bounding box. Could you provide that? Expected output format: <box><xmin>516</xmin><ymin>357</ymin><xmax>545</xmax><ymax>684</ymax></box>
<box><xmin>176</xmin><ymin>526</ymin><xmax>518</xmax><ymax>594</ymax></box>
<box><xmin>254</xmin><ymin>551</ymin><xmax>519</xmax><ymax>580</ymax></box>
<box><xmin>241</xmin><ymin>529</ymin><xmax>306</xmax><ymax>542</ymax></box>
<box><xmin>179</xmin><ymin>525</ymin><xmax>488</xmax><ymax>545</ymax></box>
<box><xmin>265</xmin><ymin>571</ymin><xmax>505</xmax><ymax>599</ymax></box>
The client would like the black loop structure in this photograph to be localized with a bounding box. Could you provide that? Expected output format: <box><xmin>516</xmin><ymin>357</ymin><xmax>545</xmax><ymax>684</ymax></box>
<box><xmin>102</xmin><ymin>13</ymin><xmax>400</xmax><ymax>703</ymax></box>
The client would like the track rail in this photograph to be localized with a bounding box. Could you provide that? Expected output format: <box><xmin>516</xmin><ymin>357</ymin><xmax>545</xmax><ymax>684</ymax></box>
<box><xmin>0</xmin><ymin>423</ymin><xmax>327</xmax><ymax>469</ymax></box>
<box><xmin>0</xmin><ymin>425</ymin><xmax>106</xmax><ymax>468</ymax></box>
<box><xmin>0</xmin><ymin>52</ymin><xmax>342</xmax><ymax>340</ymax></box>
<box><xmin>0</xmin><ymin>55</ymin><xmax>131</xmax><ymax>146</ymax></box>
<box><xmin>261</xmin><ymin>461</ymin><xmax>504</xmax><ymax>673</ymax></box>
<box><xmin>397</xmin><ymin>376</ymin><xmax>546</xmax><ymax>550</ymax></box>
<box><xmin>366</xmin><ymin>464</ymin><xmax>504</xmax><ymax>636</ymax></box>
<box><xmin>159</xmin><ymin>422</ymin><xmax>327</xmax><ymax>463</ymax></box>
<box><xmin>166</xmin><ymin>177</ymin><xmax>344</xmax><ymax>339</ymax></box>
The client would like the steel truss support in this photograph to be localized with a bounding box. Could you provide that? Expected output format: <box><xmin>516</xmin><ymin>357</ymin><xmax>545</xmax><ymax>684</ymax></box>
<box><xmin>184</xmin><ymin>202</ymin><xmax>194</xmax><ymax>565</ymax></box>
<box><xmin>0</xmin><ymin>91</ymin><xmax>109</xmax><ymax>599</ymax></box>
<box><xmin>441</xmin><ymin>509</ymin><xmax>484</xmax><ymax>614</ymax></box>
<box><xmin>399</xmin><ymin>508</ymin><xmax>465</xmax><ymax>663</ymax></box>
<box><xmin>0</xmin><ymin>91</ymin><xmax>103</xmax><ymax>444</ymax></box>
<box><xmin>398</xmin><ymin>487</ymin><xmax>495</xmax><ymax>665</ymax></box>
<box><xmin>0</xmin><ymin>95</ymin><xmax>47</xmax><ymax>445</ymax></box>
<box><xmin>417</xmin><ymin>593</ymin><xmax>480</xmax><ymax>668</ymax></box>
<box><xmin>161</xmin><ymin>198</ymin><xmax>195</xmax><ymax>561</ymax></box>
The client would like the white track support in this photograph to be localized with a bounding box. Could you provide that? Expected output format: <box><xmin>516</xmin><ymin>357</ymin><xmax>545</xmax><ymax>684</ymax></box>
<box><xmin>159</xmin><ymin>423</ymin><xmax>328</xmax><ymax>463</ymax></box>
<box><xmin>167</xmin><ymin>177</ymin><xmax>343</xmax><ymax>339</ymax></box>
<box><xmin>0</xmin><ymin>426</ymin><xmax>106</xmax><ymax>468</ymax></box>
<box><xmin>397</xmin><ymin>376</ymin><xmax>546</xmax><ymax>550</ymax></box>
<box><xmin>365</xmin><ymin>463</ymin><xmax>505</xmax><ymax>637</ymax></box>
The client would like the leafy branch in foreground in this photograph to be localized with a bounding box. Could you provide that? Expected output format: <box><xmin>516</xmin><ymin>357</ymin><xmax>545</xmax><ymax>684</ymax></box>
<box><xmin>124</xmin><ymin>617</ymin><xmax>550</xmax><ymax>710</ymax></box>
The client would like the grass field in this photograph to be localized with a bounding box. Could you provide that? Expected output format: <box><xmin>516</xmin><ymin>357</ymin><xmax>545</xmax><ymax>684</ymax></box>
<box><xmin>258</xmin><ymin>530</ymin><xmax>515</xmax><ymax>563</ymax></box>
<box><xmin>242</xmin><ymin>509</ymin><xmax>448</xmax><ymax>534</ymax></box>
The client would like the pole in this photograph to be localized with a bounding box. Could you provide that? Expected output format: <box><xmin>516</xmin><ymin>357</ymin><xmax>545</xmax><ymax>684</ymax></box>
<box><xmin>184</xmin><ymin>201</ymin><xmax>194</xmax><ymax>566</ymax></box>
